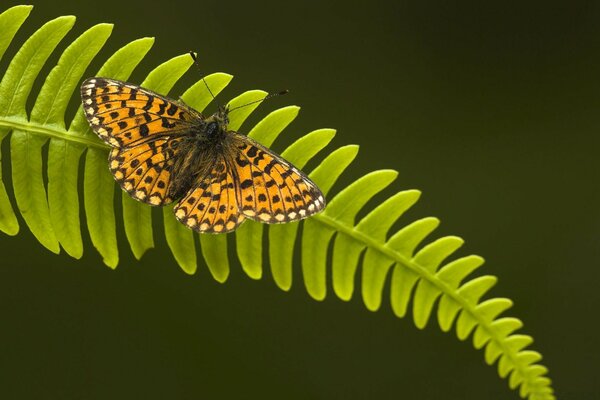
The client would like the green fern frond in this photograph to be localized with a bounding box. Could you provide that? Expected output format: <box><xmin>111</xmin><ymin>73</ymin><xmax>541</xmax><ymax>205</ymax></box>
<box><xmin>0</xmin><ymin>5</ymin><xmax>554</xmax><ymax>399</ymax></box>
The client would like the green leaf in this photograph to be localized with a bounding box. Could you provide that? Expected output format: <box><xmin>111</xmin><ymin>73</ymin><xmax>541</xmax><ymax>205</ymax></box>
<box><xmin>435</xmin><ymin>256</ymin><xmax>486</xmax><ymax>332</ymax></box>
<box><xmin>227</xmin><ymin>90</ymin><xmax>267</xmax><ymax>131</ymax></box>
<box><xmin>44</xmin><ymin>23</ymin><xmax>113</xmax><ymax>258</ymax></box>
<box><xmin>0</xmin><ymin>5</ymin><xmax>32</xmax><ymax>64</ymax></box>
<box><xmin>389</xmin><ymin>262</ymin><xmax>420</xmax><ymax>318</ymax></box>
<box><xmin>247</xmin><ymin>105</ymin><xmax>299</xmax><ymax>146</ymax></box>
<box><xmin>180</xmin><ymin>72</ymin><xmax>233</xmax><ymax>110</ymax></box>
<box><xmin>475</xmin><ymin>317</ymin><xmax>522</xmax><ymax>351</ymax></box>
<box><xmin>457</xmin><ymin>275</ymin><xmax>498</xmax><ymax>305</ymax></box>
<box><xmin>0</xmin><ymin>6</ymin><xmax>31</xmax><ymax>234</ymax></box>
<box><xmin>0</xmin><ymin>7</ymin><xmax>556</xmax><ymax>399</ymax></box>
<box><xmin>273</xmin><ymin>144</ymin><xmax>359</xmax><ymax>294</ymax></box>
<box><xmin>0</xmin><ymin>128</ymin><xmax>18</xmax><ymax>235</ymax></box>
<box><xmin>337</xmin><ymin>190</ymin><xmax>420</xmax><ymax>303</ymax></box>
<box><xmin>322</xmin><ymin>170</ymin><xmax>398</xmax><ymax>223</ymax></box>
<box><xmin>388</xmin><ymin>217</ymin><xmax>440</xmax><ymax>317</ymax></box>
<box><xmin>163</xmin><ymin>211</ymin><xmax>197</xmax><ymax>275</ymax></box>
<box><xmin>47</xmin><ymin>140</ymin><xmax>85</xmax><ymax>257</ymax></box>
<box><xmin>0</xmin><ymin>15</ymin><xmax>75</xmax><ymax>118</ymax></box>
<box><xmin>437</xmin><ymin>255</ymin><xmax>485</xmax><ymax>288</ymax></box>
<box><xmin>388</xmin><ymin>217</ymin><xmax>440</xmax><ymax>257</ymax></box>
<box><xmin>200</xmin><ymin>234</ymin><xmax>229</xmax><ymax>282</ymax></box>
<box><xmin>31</xmin><ymin>23</ymin><xmax>113</xmax><ymax>127</ymax></box>
<box><xmin>455</xmin><ymin>276</ymin><xmax>499</xmax><ymax>340</ymax></box>
<box><xmin>84</xmin><ymin>149</ymin><xmax>118</xmax><ymax>268</ymax></box>
<box><xmin>304</xmin><ymin>170</ymin><xmax>398</xmax><ymax>300</ymax></box>
<box><xmin>6</xmin><ymin>15</ymin><xmax>76</xmax><ymax>253</ymax></box>
<box><xmin>280</xmin><ymin>128</ymin><xmax>337</xmax><ymax>165</ymax></box>
<box><xmin>10</xmin><ymin>129</ymin><xmax>54</xmax><ymax>254</ymax></box>
<box><xmin>412</xmin><ymin>236</ymin><xmax>464</xmax><ymax>328</ymax></box>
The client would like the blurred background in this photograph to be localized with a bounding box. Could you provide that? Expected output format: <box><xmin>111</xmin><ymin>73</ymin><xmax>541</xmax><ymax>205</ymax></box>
<box><xmin>0</xmin><ymin>0</ymin><xmax>598</xmax><ymax>398</ymax></box>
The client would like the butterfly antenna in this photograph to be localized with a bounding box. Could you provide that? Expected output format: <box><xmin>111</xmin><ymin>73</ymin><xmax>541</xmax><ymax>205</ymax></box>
<box><xmin>228</xmin><ymin>90</ymin><xmax>289</xmax><ymax>112</ymax></box>
<box><xmin>189</xmin><ymin>51</ymin><xmax>218</xmax><ymax>104</ymax></box>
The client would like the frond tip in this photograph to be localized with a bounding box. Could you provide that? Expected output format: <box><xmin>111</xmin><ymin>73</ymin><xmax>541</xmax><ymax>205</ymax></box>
<box><xmin>0</xmin><ymin>5</ymin><xmax>554</xmax><ymax>399</ymax></box>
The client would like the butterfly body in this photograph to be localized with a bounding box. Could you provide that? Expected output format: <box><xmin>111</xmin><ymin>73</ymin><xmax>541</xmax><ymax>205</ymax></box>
<box><xmin>81</xmin><ymin>78</ymin><xmax>325</xmax><ymax>233</ymax></box>
<box><xmin>160</xmin><ymin>110</ymin><xmax>231</xmax><ymax>202</ymax></box>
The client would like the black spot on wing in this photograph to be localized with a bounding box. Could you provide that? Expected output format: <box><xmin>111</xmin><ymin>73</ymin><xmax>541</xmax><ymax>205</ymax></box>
<box><xmin>143</xmin><ymin>95</ymin><xmax>154</xmax><ymax>111</ymax></box>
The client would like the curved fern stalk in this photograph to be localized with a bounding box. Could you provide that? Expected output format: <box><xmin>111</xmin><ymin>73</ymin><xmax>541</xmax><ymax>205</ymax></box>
<box><xmin>0</xmin><ymin>5</ymin><xmax>554</xmax><ymax>399</ymax></box>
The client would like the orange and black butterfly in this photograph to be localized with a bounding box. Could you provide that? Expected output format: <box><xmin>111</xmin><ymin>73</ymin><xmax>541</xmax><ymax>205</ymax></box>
<box><xmin>80</xmin><ymin>76</ymin><xmax>325</xmax><ymax>234</ymax></box>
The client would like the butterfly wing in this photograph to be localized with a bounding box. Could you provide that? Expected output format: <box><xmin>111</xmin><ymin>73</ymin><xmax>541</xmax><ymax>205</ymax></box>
<box><xmin>81</xmin><ymin>77</ymin><xmax>199</xmax><ymax>147</ymax></box>
<box><xmin>81</xmin><ymin>77</ymin><xmax>200</xmax><ymax>205</ymax></box>
<box><xmin>173</xmin><ymin>156</ymin><xmax>245</xmax><ymax>233</ymax></box>
<box><xmin>109</xmin><ymin>136</ymin><xmax>183</xmax><ymax>205</ymax></box>
<box><xmin>231</xmin><ymin>134</ymin><xmax>325</xmax><ymax>223</ymax></box>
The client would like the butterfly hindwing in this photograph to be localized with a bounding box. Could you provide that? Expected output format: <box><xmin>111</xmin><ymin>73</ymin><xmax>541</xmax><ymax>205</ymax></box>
<box><xmin>231</xmin><ymin>134</ymin><xmax>325</xmax><ymax>223</ymax></box>
<box><xmin>173</xmin><ymin>157</ymin><xmax>245</xmax><ymax>233</ymax></box>
<box><xmin>109</xmin><ymin>136</ymin><xmax>182</xmax><ymax>206</ymax></box>
<box><xmin>81</xmin><ymin>77</ymin><xmax>198</xmax><ymax>148</ymax></box>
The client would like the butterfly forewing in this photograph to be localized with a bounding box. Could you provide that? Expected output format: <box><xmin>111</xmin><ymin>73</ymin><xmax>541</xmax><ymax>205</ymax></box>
<box><xmin>81</xmin><ymin>77</ymin><xmax>198</xmax><ymax>148</ymax></box>
<box><xmin>82</xmin><ymin>77</ymin><xmax>201</xmax><ymax>207</ymax></box>
<box><xmin>231</xmin><ymin>134</ymin><xmax>325</xmax><ymax>223</ymax></box>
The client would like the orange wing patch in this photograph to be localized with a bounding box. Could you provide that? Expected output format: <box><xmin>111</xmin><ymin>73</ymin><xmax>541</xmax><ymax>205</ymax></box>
<box><xmin>232</xmin><ymin>135</ymin><xmax>325</xmax><ymax>223</ymax></box>
<box><xmin>173</xmin><ymin>158</ymin><xmax>245</xmax><ymax>233</ymax></box>
<box><xmin>81</xmin><ymin>77</ymin><xmax>197</xmax><ymax>148</ymax></box>
<box><xmin>109</xmin><ymin>137</ymin><xmax>182</xmax><ymax>206</ymax></box>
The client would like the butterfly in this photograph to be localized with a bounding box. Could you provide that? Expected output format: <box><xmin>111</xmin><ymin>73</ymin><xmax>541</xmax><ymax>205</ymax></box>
<box><xmin>80</xmin><ymin>77</ymin><xmax>325</xmax><ymax>234</ymax></box>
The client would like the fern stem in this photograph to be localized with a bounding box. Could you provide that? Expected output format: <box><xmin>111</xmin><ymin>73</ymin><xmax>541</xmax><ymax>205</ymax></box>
<box><xmin>313</xmin><ymin>213</ymin><xmax>525</xmax><ymax>380</ymax></box>
<box><xmin>0</xmin><ymin>116</ymin><xmax>109</xmax><ymax>150</ymax></box>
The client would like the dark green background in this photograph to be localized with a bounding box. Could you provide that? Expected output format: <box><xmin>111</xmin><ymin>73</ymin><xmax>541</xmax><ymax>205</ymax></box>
<box><xmin>1</xmin><ymin>1</ymin><xmax>598</xmax><ymax>398</ymax></box>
